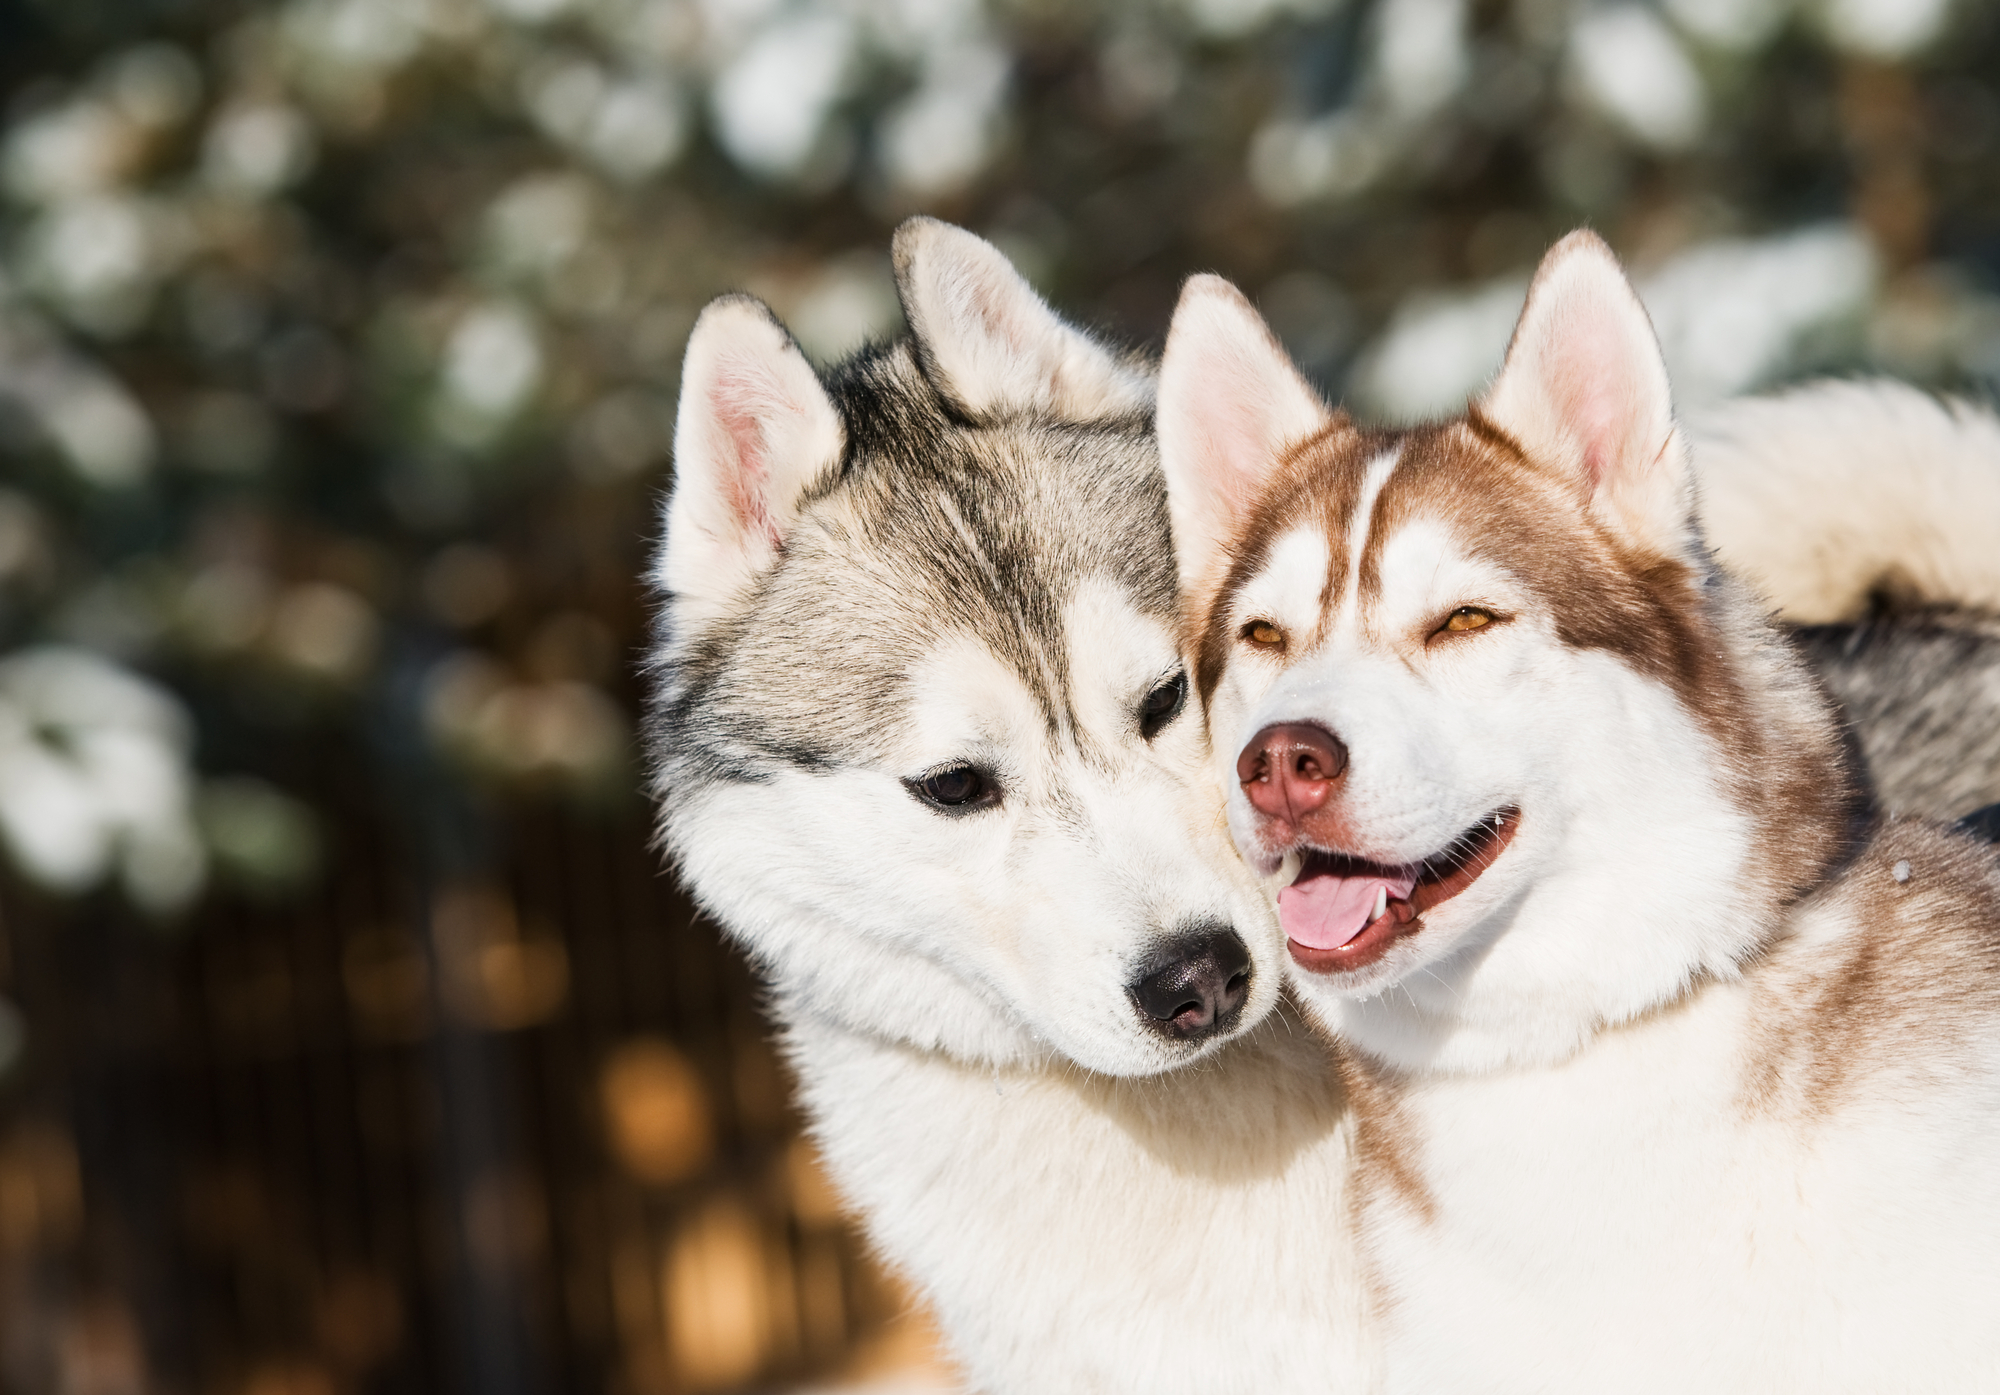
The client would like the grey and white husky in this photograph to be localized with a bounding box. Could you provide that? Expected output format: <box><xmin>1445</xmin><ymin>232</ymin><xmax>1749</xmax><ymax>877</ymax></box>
<box><xmin>647</xmin><ymin>219</ymin><xmax>2000</xmax><ymax>1391</ymax></box>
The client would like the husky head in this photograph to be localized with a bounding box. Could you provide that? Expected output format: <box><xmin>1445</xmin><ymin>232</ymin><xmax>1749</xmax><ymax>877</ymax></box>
<box><xmin>1158</xmin><ymin>232</ymin><xmax>1859</xmax><ymax>1074</ymax></box>
<box><xmin>649</xmin><ymin>219</ymin><xmax>1280</xmax><ymax>1076</ymax></box>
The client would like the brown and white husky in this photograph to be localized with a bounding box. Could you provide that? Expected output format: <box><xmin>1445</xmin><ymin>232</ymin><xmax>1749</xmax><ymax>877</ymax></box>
<box><xmin>1157</xmin><ymin>230</ymin><xmax>2000</xmax><ymax>1392</ymax></box>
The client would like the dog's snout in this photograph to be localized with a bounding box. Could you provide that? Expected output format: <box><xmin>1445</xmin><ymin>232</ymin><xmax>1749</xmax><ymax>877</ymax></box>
<box><xmin>1128</xmin><ymin>928</ymin><xmax>1253</xmax><ymax>1042</ymax></box>
<box><xmin>1237</xmin><ymin>722</ymin><xmax>1348</xmax><ymax>832</ymax></box>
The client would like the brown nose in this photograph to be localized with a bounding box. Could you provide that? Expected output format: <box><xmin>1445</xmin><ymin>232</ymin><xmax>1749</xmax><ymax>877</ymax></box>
<box><xmin>1237</xmin><ymin>722</ymin><xmax>1349</xmax><ymax>831</ymax></box>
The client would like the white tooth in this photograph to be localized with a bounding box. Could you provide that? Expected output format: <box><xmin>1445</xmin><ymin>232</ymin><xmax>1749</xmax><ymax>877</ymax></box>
<box><xmin>1373</xmin><ymin>886</ymin><xmax>1387</xmax><ymax>921</ymax></box>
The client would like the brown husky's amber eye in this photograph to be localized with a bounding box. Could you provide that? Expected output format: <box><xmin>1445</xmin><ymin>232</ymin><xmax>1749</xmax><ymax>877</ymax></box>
<box><xmin>1243</xmin><ymin>621</ymin><xmax>1285</xmax><ymax>648</ymax></box>
<box><xmin>1444</xmin><ymin>606</ymin><xmax>1495</xmax><ymax>633</ymax></box>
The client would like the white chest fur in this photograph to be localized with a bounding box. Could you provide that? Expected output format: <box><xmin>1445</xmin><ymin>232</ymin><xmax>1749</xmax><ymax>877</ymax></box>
<box><xmin>787</xmin><ymin>1009</ymin><xmax>1379</xmax><ymax>1393</ymax></box>
<box><xmin>1369</xmin><ymin>932</ymin><xmax>2000</xmax><ymax>1394</ymax></box>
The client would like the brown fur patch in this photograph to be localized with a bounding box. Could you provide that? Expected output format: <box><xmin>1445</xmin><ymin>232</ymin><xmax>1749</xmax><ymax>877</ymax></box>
<box><xmin>1332</xmin><ymin>1042</ymin><xmax>1436</xmax><ymax>1225</ymax></box>
<box><xmin>1740</xmin><ymin>819</ymin><xmax>2000</xmax><ymax>1119</ymax></box>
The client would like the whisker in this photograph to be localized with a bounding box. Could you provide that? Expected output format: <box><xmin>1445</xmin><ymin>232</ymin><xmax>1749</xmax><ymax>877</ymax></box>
<box><xmin>1415</xmin><ymin>964</ymin><xmax>1465</xmax><ymax>1007</ymax></box>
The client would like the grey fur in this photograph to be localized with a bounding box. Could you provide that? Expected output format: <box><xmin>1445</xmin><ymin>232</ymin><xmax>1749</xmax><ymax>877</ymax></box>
<box><xmin>1796</xmin><ymin>606</ymin><xmax>2000</xmax><ymax>821</ymax></box>
<box><xmin>648</xmin><ymin>337</ymin><xmax>1169</xmax><ymax>816</ymax></box>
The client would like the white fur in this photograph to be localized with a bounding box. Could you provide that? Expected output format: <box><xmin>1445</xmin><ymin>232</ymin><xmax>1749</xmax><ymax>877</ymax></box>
<box><xmin>1336</xmin><ymin>449</ymin><xmax>1401</xmax><ymax>615</ymax></box>
<box><xmin>1187</xmin><ymin>231</ymin><xmax>1752</xmax><ymax>1071</ymax></box>
<box><xmin>1372</xmin><ymin>898</ymin><xmax>2000</xmax><ymax>1392</ymax></box>
<box><xmin>1693</xmin><ymin>377</ymin><xmax>2000</xmax><ymax>622</ymax></box>
<box><xmin>790</xmin><ymin>1013</ymin><xmax>1377</xmax><ymax>1393</ymax></box>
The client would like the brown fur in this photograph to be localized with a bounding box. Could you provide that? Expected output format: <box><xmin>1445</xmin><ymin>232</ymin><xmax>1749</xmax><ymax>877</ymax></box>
<box><xmin>1190</xmin><ymin>416</ymin><xmax>1375</xmax><ymax>706</ymax></box>
<box><xmin>1332</xmin><ymin>1042</ymin><xmax>1436</xmax><ymax>1225</ymax></box>
<box><xmin>1741</xmin><ymin>820</ymin><xmax>2000</xmax><ymax>1119</ymax></box>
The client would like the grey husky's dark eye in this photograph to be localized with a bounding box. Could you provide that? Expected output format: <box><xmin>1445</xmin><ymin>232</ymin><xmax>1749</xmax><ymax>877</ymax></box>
<box><xmin>906</xmin><ymin>763</ymin><xmax>998</xmax><ymax>813</ymax></box>
<box><xmin>1138</xmin><ymin>670</ymin><xmax>1188</xmax><ymax>740</ymax></box>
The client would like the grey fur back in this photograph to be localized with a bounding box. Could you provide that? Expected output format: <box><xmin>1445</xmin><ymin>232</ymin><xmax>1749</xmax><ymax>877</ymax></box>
<box><xmin>1798</xmin><ymin>606</ymin><xmax>2000</xmax><ymax>822</ymax></box>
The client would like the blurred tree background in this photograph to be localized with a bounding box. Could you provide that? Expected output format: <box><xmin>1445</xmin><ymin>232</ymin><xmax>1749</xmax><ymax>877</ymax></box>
<box><xmin>0</xmin><ymin>0</ymin><xmax>1994</xmax><ymax>1391</ymax></box>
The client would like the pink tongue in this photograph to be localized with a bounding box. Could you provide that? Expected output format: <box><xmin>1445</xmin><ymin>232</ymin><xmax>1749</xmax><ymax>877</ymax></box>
<box><xmin>1278</xmin><ymin>869</ymin><xmax>1417</xmax><ymax>950</ymax></box>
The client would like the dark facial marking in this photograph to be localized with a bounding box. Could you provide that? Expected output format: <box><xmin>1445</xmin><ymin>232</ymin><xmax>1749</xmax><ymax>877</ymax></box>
<box><xmin>1139</xmin><ymin>669</ymin><xmax>1189</xmax><ymax>740</ymax></box>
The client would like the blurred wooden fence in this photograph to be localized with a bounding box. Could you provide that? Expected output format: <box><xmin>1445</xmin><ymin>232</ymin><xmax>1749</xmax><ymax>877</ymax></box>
<box><xmin>0</xmin><ymin>794</ymin><xmax>920</xmax><ymax>1395</ymax></box>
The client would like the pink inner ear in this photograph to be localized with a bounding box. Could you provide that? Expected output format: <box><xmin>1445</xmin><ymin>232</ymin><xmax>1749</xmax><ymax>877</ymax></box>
<box><xmin>962</xmin><ymin>268</ymin><xmax>1017</xmax><ymax>348</ymax></box>
<box><xmin>1204</xmin><ymin>384</ymin><xmax>1284</xmax><ymax>509</ymax></box>
<box><xmin>713</xmin><ymin>378</ymin><xmax>782</xmax><ymax>552</ymax></box>
<box><xmin>1544</xmin><ymin>304</ymin><xmax>1644</xmax><ymax>491</ymax></box>
<box><xmin>1173</xmin><ymin>324</ymin><xmax>1322</xmax><ymax>515</ymax></box>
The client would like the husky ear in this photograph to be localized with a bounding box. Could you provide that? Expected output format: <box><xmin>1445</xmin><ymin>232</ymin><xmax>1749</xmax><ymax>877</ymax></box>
<box><xmin>1478</xmin><ymin>231</ymin><xmax>1693</xmax><ymax>556</ymax></box>
<box><xmin>663</xmin><ymin>295</ymin><xmax>844</xmax><ymax>627</ymax></box>
<box><xmin>893</xmin><ymin>217</ymin><xmax>1152</xmax><ymax>423</ymax></box>
<box><xmin>1157</xmin><ymin>274</ymin><xmax>1333</xmax><ymax>598</ymax></box>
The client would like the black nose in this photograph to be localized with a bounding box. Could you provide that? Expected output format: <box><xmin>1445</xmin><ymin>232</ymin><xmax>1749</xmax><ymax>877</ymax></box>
<box><xmin>1128</xmin><ymin>928</ymin><xmax>1253</xmax><ymax>1042</ymax></box>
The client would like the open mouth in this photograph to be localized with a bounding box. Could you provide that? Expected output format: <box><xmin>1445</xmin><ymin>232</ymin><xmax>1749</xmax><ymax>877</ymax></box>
<box><xmin>1281</xmin><ymin>807</ymin><xmax>1520</xmax><ymax>974</ymax></box>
